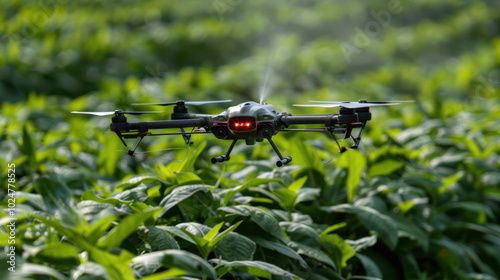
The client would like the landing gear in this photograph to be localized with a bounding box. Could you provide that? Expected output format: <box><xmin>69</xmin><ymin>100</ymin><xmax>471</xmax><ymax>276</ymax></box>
<box><xmin>267</xmin><ymin>137</ymin><xmax>292</xmax><ymax>167</ymax></box>
<box><xmin>211</xmin><ymin>139</ymin><xmax>237</xmax><ymax>163</ymax></box>
<box><xmin>210</xmin><ymin>137</ymin><xmax>291</xmax><ymax>167</ymax></box>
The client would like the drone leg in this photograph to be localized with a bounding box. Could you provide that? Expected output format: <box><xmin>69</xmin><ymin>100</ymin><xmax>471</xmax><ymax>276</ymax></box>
<box><xmin>128</xmin><ymin>135</ymin><xmax>144</xmax><ymax>156</ymax></box>
<box><xmin>114</xmin><ymin>131</ymin><xmax>128</xmax><ymax>147</ymax></box>
<box><xmin>350</xmin><ymin>122</ymin><xmax>366</xmax><ymax>149</ymax></box>
<box><xmin>211</xmin><ymin>139</ymin><xmax>237</xmax><ymax>163</ymax></box>
<box><xmin>330</xmin><ymin>130</ymin><xmax>347</xmax><ymax>153</ymax></box>
<box><xmin>180</xmin><ymin>128</ymin><xmax>193</xmax><ymax>145</ymax></box>
<box><xmin>267</xmin><ymin>137</ymin><xmax>292</xmax><ymax>167</ymax></box>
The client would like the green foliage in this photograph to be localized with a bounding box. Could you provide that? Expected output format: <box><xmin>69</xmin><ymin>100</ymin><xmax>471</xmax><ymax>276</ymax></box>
<box><xmin>1</xmin><ymin>0</ymin><xmax>500</xmax><ymax>279</ymax></box>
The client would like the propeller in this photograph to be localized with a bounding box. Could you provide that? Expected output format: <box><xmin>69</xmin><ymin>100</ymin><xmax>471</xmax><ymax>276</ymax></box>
<box><xmin>71</xmin><ymin>110</ymin><xmax>162</xmax><ymax>116</ymax></box>
<box><xmin>294</xmin><ymin>100</ymin><xmax>413</xmax><ymax>109</ymax></box>
<box><xmin>132</xmin><ymin>99</ymin><xmax>232</xmax><ymax>106</ymax></box>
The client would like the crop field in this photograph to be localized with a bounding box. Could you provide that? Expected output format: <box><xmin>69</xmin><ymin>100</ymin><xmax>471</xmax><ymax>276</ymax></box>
<box><xmin>1</xmin><ymin>0</ymin><xmax>500</xmax><ymax>279</ymax></box>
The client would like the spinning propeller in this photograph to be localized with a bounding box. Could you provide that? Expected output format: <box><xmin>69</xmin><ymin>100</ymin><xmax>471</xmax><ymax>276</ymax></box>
<box><xmin>71</xmin><ymin>110</ymin><xmax>162</xmax><ymax>116</ymax></box>
<box><xmin>294</xmin><ymin>100</ymin><xmax>413</xmax><ymax>109</ymax></box>
<box><xmin>132</xmin><ymin>99</ymin><xmax>232</xmax><ymax>106</ymax></box>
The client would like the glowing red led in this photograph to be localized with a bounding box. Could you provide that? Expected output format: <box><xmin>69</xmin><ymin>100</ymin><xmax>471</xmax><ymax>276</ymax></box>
<box><xmin>229</xmin><ymin>117</ymin><xmax>256</xmax><ymax>131</ymax></box>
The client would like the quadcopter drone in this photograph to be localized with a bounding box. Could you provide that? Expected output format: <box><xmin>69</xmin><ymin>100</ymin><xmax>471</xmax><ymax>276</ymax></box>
<box><xmin>72</xmin><ymin>99</ymin><xmax>411</xmax><ymax>167</ymax></box>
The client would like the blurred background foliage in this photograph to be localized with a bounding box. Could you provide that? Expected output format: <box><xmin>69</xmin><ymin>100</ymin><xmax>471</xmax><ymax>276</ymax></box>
<box><xmin>1</xmin><ymin>0</ymin><xmax>500</xmax><ymax>279</ymax></box>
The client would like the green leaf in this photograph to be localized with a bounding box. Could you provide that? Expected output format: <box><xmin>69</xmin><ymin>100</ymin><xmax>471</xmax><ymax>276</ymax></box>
<box><xmin>97</xmin><ymin>207</ymin><xmax>159</xmax><ymax>251</ymax></box>
<box><xmin>158</xmin><ymin>184</ymin><xmax>210</xmax><ymax>217</ymax></box>
<box><xmin>368</xmin><ymin>159</ymin><xmax>404</xmax><ymax>177</ymax></box>
<box><xmin>223</xmin><ymin>178</ymin><xmax>283</xmax><ymax>206</ymax></box>
<box><xmin>22</xmin><ymin>124</ymin><xmax>36</xmax><ymax>168</ymax></box>
<box><xmin>180</xmin><ymin>141</ymin><xmax>207</xmax><ymax>172</ymax></box>
<box><xmin>337</xmin><ymin>150</ymin><xmax>366</xmax><ymax>202</ymax></box>
<box><xmin>439</xmin><ymin>172</ymin><xmax>463</xmax><ymax>195</ymax></box>
<box><xmin>251</xmin><ymin>236</ymin><xmax>309</xmax><ymax>269</ymax></box>
<box><xmin>356</xmin><ymin>253</ymin><xmax>383</xmax><ymax>279</ymax></box>
<box><xmin>141</xmin><ymin>268</ymin><xmax>186</xmax><ymax>280</ymax></box>
<box><xmin>288</xmin><ymin>176</ymin><xmax>308</xmax><ymax>192</ymax></box>
<box><xmin>218</xmin><ymin>205</ymin><xmax>287</xmax><ymax>243</ymax></box>
<box><xmin>281</xmin><ymin>222</ymin><xmax>321</xmax><ymax>247</ymax></box>
<box><xmin>209</xmin><ymin>220</ymin><xmax>243</xmax><ymax>247</ymax></box>
<box><xmin>352</xmin><ymin>206</ymin><xmax>398</xmax><ymax>250</ymax></box>
<box><xmin>439</xmin><ymin>201</ymin><xmax>495</xmax><ymax>220</ymax></box>
<box><xmin>204</xmin><ymin>222</ymin><xmax>224</xmax><ymax>242</ymax></box>
<box><xmin>214</xmin><ymin>232</ymin><xmax>256</xmax><ymax>261</ymax></box>
<box><xmin>289</xmin><ymin>241</ymin><xmax>337</xmax><ymax>270</ymax></box>
<box><xmin>35</xmin><ymin>243</ymin><xmax>79</xmax><ymax>264</ymax></box>
<box><xmin>131</xmin><ymin>249</ymin><xmax>217</xmax><ymax>279</ymax></box>
<box><xmin>322</xmin><ymin>204</ymin><xmax>398</xmax><ymax>250</ymax></box>
<box><xmin>138</xmin><ymin>226</ymin><xmax>180</xmax><ymax>251</ymax></box>
<box><xmin>82</xmin><ymin>190</ymin><xmax>133</xmax><ymax>206</ymax></box>
<box><xmin>217</xmin><ymin>260</ymin><xmax>300</xmax><ymax>280</ymax></box>
<box><xmin>320</xmin><ymin>233</ymin><xmax>355</xmax><ymax>269</ymax></box>
<box><xmin>18</xmin><ymin>263</ymin><xmax>68</xmax><ymax>280</ymax></box>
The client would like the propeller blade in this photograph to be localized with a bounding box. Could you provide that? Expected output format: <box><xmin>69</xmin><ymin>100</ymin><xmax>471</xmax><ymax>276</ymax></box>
<box><xmin>340</xmin><ymin>102</ymin><xmax>400</xmax><ymax>109</ymax></box>
<box><xmin>185</xmin><ymin>100</ymin><xmax>232</xmax><ymax>105</ymax></box>
<box><xmin>71</xmin><ymin>111</ymin><xmax>116</xmax><ymax>116</ymax></box>
<box><xmin>132</xmin><ymin>99</ymin><xmax>232</xmax><ymax>106</ymax></box>
<box><xmin>71</xmin><ymin>110</ymin><xmax>162</xmax><ymax>116</ymax></box>
<box><xmin>293</xmin><ymin>104</ymin><xmax>342</xmax><ymax>108</ymax></box>
<box><xmin>294</xmin><ymin>103</ymin><xmax>401</xmax><ymax>109</ymax></box>
<box><xmin>308</xmin><ymin>100</ymin><xmax>414</xmax><ymax>104</ymax></box>
<box><xmin>121</xmin><ymin>111</ymin><xmax>163</xmax><ymax>115</ymax></box>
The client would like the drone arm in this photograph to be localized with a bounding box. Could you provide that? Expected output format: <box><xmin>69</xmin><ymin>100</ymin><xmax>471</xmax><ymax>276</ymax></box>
<box><xmin>279</xmin><ymin>112</ymin><xmax>371</xmax><ymax>126</ymax></box>
<box><xmin>110</xmin><ymin>118</ymin><xmax>211</xmax><ymax>133</ymax></box>
<box><xmin>279</xmin><ymin>115</ymin><xmax>339</xmax><ymax>126</ymax></box>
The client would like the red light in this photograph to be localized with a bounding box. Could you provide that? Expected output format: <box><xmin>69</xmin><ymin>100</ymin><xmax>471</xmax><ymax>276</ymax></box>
<box><xmin>350</xmin><ymin>122</ymin><xmax>355</xmax><ymax>125</ymax></box>
<box><xmin>229</xmin><ymin>117</ymin><xmax>256</xmax><ymax>131</ymax></box>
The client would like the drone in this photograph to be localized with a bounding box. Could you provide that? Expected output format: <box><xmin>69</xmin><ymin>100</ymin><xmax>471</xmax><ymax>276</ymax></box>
<box><xmin>72</xmin><ymin>99</ymin><xmax>411</xmax><ymax>167</ymax></box>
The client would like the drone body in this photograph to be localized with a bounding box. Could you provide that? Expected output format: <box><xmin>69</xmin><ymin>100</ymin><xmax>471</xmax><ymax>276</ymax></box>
<box><xmin>73</xmin><ymin>99</ymin><xmax>410</xmax><ymax>166</ymax></box>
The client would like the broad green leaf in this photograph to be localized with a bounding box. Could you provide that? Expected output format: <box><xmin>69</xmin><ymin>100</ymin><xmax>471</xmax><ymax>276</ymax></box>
<box><xmin>22</xmin><ymin>124</ymin><xmax>36</xmax><ymax>168</ymax></box>
<box><xmin>138</xmin><ymin>226</ymin><xmax>180</xmax><ymax>250</ymax></box>
<box><xmin>280</xmin><ymin>222</ymin><xmax>320</xmax><ymax>247</ymax></box>
<box><xmin>337</xmin><ymin>150</ymin><xmax>366</xmax><ymax>202</ymax></box>
<box><xmin>97</xmin><ymin>207</ymin><xmax>159</xmax><ymax>251</ymax></box>
<box><xmin>345</xmin><ymin>234</ymin><xmax>378</xmax><ymax>252</ymax></box>
<box><xmin>210</xmin><ymin>220</ymin><xmax>243</xmax><ymax>247</ymax></box>
<box><xmin>204</xmin><ymin>222</ymin><xmax>224</xmax><ymax>242</ymax></box>
<box><xmin>35</xmin><ymin>243</ymin><xmax>79</xmax><ymax>265</ymax></box>
<box><xmin>131</xmin><ymin>249</ymin><xmax>217</xmax><ymax>279</ymax></box>
<box><xmin>217</xmin><ymin>260</ymin><xmax>300</xmax><ymax>280</ymax></box>
<box><xmin>352</xmin><ymin>206</ymin><xmax>398</xmax><ymax>250</ymax></box>
<box><xmin>158</xmin><ymin>185</ymin><xmax>210</xmax><ymax>217</ymax></box>
<box><xmin>368</xmin><ymin>159</ymin><xmax>404</xmax><ymax>177</ymax></box>
<box><xmin>289</xmin><ymin>241</ymin><xmax>337</xmax><ymax>269</ymax></box>
<box><xmin>18</xmin><ymin>263</ymin><xmax>68</xmax><ymax>280</ymax></box>
<box><xmin>180</xmin><ymin>141</ymin><xmax>207</xmax><ymax>172</ymax></box>
<box><xmin>356</xmin><ymin>254</ymin><xmax>383</xmax><ymax>279</ymax></box>
<box><xmin>288</xmin><ymin>176</ymin><xmax>308</xmax><ymax>192</ymax></box>
<box><xmin>33</xmin><ymin>215</ymin><xmax>136</xmax><ymax>280</ymax></box>
<box><xmin>320</xmin><ymin>233</ymin><xmax>355</xmax><ymax>269</ymax></box>
<box><xmin>322</xmin><ymin>222</ymin><xmax>347</xmax><ymax>235</ymax></box>
<box><xmin>251</xmin><ymin>236</ymin><xmax>309</xmax><ymax>269</ymax></box>
<box><xmin>439</xmin><ymin>201</ymin><xmax>495</xmax><ymax>220</ymax></box>
<box><xmin>81</xmin><ymin>190</ymin><xmax>133</xmax><ymax>206</ymax></box>
<box><xmin>322</xmin><ymin>204</ymin><xmax>398</xmax><ymax>250</ymax></box>
<box><xmin>218</xmin><ymin>205</ymin><xmax>287</xmax><ymax>243</ymax></box>
<box><xmin>438</xmin><ymin>172</ymin><xmax>463</xmax><ymax>195</ymax></box>
<box><xmin>223</xmin><ymin>178</ymin><xmax>283</xmax><ymax>206</ymax></box>
<box><xmin>214</xmin><ymin>232</ymin><xmax>256</xmax><ymax>261</ymax></box>
<box><xmin>116</xmin><ymin>175</ymin><xmax>164</xmax><ymax>190</ymax></box>
<box><xmin>141</xmin><ymin>268</ymin><xmax>186</xmax><ymax>280</ymax></box>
